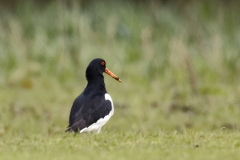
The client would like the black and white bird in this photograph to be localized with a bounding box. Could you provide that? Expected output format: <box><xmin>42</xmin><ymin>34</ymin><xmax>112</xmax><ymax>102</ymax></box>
<box><xmin>66</xmin><ymin>58</ymin><xmax>121</xmax><ymax>133</ymax></box>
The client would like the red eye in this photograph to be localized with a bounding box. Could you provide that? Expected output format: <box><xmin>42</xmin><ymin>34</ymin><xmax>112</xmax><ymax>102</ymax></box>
<box><xmin>101</xmin><ymin>61</ymin><xmax>105</xmax><ymax>65</ymax></box>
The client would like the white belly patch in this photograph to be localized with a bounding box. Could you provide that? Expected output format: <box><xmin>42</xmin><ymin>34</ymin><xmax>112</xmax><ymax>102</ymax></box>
<box><xmin>80</xmin><ymin>93</ymin><xmax>114</xmax><ymax>134</ymax></box>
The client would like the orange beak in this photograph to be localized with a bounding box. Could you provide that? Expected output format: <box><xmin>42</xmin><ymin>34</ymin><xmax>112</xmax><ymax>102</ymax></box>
<box><xmin>104</xmin><ymin>68</ymin><xmax>122</xmax><ymax>82</ymax></box>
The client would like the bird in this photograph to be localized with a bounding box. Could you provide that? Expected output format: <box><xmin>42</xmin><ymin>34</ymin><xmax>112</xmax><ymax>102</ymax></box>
<box><xmin>66</xmin><ymin>58</ymin><xmax>121</xmax><ymax>133</ymax></box>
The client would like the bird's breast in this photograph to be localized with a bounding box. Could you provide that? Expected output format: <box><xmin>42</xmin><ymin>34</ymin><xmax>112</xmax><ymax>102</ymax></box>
<box><xmin>105</xmin><ymin>93</ymin><xmax>114</xmax><ymax>116</ymax></box>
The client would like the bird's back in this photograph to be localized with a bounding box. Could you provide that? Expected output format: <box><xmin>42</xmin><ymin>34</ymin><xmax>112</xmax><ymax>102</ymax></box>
<box><xmin>66</xmin><ymin>86</ymin><xmax>112</xmax><ymax>132</ymax></box>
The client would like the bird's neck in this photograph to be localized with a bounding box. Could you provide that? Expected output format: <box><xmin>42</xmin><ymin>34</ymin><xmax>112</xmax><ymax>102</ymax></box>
<box><xmin>86</xmin><ymin>77</ymin><xmax>107</xmax><ymax>92</ymax></box>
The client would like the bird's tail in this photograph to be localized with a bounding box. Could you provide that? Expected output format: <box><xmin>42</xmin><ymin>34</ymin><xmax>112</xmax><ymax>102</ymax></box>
<box><xmin>65</xmin><ymin>127</ymin><xmax>71</xmax><ymax>132</ymax></box>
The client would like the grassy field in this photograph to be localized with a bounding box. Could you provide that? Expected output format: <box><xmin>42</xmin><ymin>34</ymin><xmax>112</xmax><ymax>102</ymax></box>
<box><xmin>0</xmin><ymin>0</ymin><xmax>240</xmax><ymax>159</ymax></box>
<box><xmin>1</xmin><ymin>131</ymin><xmax>240</xmax><ymax>160</ymax></box>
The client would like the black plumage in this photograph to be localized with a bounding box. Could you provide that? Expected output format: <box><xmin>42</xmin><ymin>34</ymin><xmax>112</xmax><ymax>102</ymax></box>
<box><xmin>66</xmin><ymin>58</ymin><xmax>121</xmax><ymax>133</ymax></box>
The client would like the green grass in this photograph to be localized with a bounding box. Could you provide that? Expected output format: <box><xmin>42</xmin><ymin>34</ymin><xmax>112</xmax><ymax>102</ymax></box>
<box><xmin>1</xmin><ymin>131</ymin><xmax>240</xmax><ymax>160</ymax></box>
<box><xmin>0</xmin><ymin>0</ymin><xmax>240</xmax><ymax>159</ymax></box>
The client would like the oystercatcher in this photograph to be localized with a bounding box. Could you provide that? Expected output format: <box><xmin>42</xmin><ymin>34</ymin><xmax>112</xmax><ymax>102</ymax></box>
<box><xmin>66</xmin><ymin>58</ymin><xmax>121</xmax><ymax>133</ymax></box>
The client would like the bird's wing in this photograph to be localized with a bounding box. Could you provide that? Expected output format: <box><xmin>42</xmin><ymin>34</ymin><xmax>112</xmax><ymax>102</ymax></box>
<box><xmin>66</xmin><ymin>94</ymin><xmax>112</xmax><ymax>132</ymax></box>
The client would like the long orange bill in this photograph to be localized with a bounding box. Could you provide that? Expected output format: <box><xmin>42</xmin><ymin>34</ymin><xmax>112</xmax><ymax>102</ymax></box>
<box><xmin>104</xmin><ymin>68</ymin><xmax>122</xmax><ymax>82</ymax></box>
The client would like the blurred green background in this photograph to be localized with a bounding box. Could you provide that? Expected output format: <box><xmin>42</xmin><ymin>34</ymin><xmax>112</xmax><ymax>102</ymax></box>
<box><xmin>0</xmin><ymin>0</ymin><xmax>240</xmax><ymax>136</ymax></box>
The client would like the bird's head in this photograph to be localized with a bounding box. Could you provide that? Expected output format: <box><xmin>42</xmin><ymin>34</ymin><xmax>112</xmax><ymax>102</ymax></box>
<box><xmin>86</xmin><ymin>58</ymin><xmax>121</xmax><ymax>82</ymax></box>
